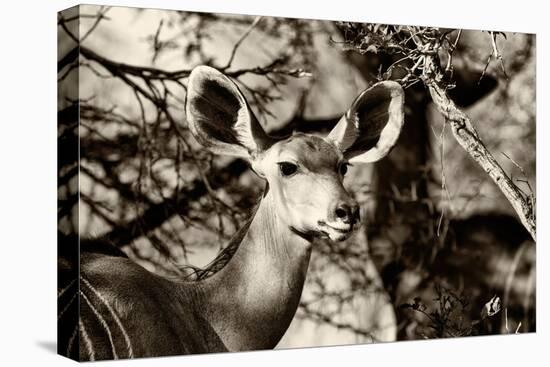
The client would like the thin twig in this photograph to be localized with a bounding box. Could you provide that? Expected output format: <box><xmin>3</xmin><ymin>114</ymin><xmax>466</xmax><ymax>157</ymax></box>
<box><xmin>222</xmin><ymin>16</ymin><xmax>262</xmax><ymax>70</ymax></box>
<box><xmin>81</xmin><ymin>6</ymin><xmax>111</xmax><ymax>43</ymax></box>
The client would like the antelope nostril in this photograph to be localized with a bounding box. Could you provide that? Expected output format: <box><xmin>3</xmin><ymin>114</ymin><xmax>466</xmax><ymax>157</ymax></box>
<box><xmin>334</xmin><ymin>202</ymin><xmax>360</xmax><ymax>224</ymax></box>
<box><xmin>335</xmin><ymin>205</ymin><xmax>350</xmax><ymax>219</ymax></box>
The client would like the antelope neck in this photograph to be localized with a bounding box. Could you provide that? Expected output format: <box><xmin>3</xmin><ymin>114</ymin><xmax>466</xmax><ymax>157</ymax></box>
<box><xmin>200</xmin><ymin>188</ymin><xmax>313</xmax><ymax>351</ymax></box>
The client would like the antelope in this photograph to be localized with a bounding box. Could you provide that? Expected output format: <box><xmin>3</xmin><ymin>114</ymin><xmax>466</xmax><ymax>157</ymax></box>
<box><xmin>58</xmin><ymin>65</ymin><xmax>404</xmax><ymax>360</ymax></box>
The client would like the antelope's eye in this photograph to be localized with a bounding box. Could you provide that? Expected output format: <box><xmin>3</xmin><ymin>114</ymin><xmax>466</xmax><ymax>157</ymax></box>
<box><xmin>339</xmin><ymin>163</ymin><xmax>350</xmax><ymax>176</ymax></box>
<box><xmin>278</xmin><ymin>162</ymin><xmax>298</xmax><ymax>177</ymax></box>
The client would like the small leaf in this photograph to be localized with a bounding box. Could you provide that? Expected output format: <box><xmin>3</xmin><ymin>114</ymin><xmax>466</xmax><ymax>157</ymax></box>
<box><xmin>481</xmin><ymin>295</ymin><xmax>502</xmax><ymax>319</ymax></box>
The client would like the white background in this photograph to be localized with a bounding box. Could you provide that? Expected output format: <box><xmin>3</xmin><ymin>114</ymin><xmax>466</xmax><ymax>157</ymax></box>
<box><xmin>0</xmin><ymin>0</ymin><xmax>546</xmax><ymax>365</ymax></box>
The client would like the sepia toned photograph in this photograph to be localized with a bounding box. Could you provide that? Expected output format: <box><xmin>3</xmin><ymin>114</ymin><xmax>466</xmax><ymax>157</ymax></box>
<box><xmin>57</xmin><ymin>4</ymin><xmax>536</xmax><ymax>361</ymax></box>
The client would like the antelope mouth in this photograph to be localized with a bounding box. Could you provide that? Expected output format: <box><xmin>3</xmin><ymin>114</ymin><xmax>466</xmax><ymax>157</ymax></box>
<box><xmin>317</xmin><ymin>220</ymin><xmax>355</xmax><ymax>241</ymax></box>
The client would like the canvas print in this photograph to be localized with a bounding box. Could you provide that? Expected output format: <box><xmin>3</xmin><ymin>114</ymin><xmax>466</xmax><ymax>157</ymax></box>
<box><xmin>57</xmin><ymin>4</ymin><xmax>536</xmax><ymax>361</ymax></box>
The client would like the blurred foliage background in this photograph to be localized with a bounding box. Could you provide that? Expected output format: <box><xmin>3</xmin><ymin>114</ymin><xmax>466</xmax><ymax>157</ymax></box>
<box><xmin>58</xmin><ymin>5</ymin><xmax>535</xmax><ymax>346</ymax></box>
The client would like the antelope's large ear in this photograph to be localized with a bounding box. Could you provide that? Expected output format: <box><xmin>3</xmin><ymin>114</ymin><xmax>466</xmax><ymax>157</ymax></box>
<box><xmin>186</xmin><ymin>65</ymin><xmax>273</xmax><ymax>158</ymax></box>
<box><xmin>326</xmin><ymin>81</ymin><xmax>404</xmax><ymax>163</ymax></box>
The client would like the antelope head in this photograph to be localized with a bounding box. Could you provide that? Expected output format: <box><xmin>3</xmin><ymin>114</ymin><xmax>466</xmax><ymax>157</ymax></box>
<box><xmin>186</xmin><ymin>66</ymin><xmax>404</xmax><ymax>242</ymax></box>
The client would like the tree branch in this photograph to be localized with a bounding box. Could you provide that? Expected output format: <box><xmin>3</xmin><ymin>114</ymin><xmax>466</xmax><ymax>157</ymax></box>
<box><xmin>94</xmin><ymin>159</ymin><xmax>249</xmax><ymax>247</ymax></box>
<box><xmin>425</xmin><ymin>76</ymin><xmax>535</xmax><ymax>241</ymax></box>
